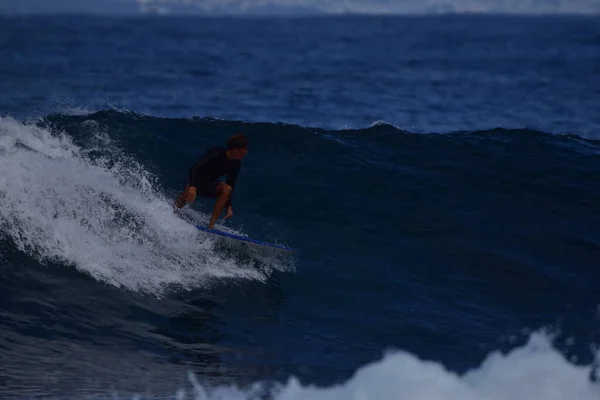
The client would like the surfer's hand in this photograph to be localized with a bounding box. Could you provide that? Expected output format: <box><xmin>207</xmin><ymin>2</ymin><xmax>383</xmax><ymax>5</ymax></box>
<box><xmin>185</xmin><ymin>186</ymin><xmax>197</xmax><ymax>203</ymax></box>
<box><xmin>224</xmin><ymin>206</ymin><xmax>233</xmax><ymax>220</ymax></box>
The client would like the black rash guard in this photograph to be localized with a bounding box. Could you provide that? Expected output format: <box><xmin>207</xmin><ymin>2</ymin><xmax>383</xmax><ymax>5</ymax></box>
<box><xmin>188</xmin><ymin>146</ymin><xmax>241</xmax><ymax>207</ymax></box>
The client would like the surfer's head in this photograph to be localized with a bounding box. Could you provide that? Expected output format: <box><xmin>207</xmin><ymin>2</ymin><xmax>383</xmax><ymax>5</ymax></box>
<box><xmin>226</xmin><ymin>133</ymin><xmax>248</xmax><ymax>160</ymax></box>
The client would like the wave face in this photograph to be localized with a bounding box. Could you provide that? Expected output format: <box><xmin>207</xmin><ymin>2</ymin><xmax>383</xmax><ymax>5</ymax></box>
<box><xmin>0</xmin><ymin>113</ymin><xmax>296</xmax><ymax>296</ymax></box>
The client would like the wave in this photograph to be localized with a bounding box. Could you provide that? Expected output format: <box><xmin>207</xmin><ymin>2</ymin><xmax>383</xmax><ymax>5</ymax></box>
<box><xmin>1</xmin><ymin>110</ymin><xmax>598</xmax><ymax>294</ymax></box>
<box><xmin>40</xmin><ymin>109</ymin><xmax>600</xmax><ymax>142</ymax></box>
<box><xmin>38</xmin><ymin>330</ymin><xmax>599</xmax><ymax>399</ymax></box>
<box><xmin>0</xmin><ymin>114</ymin><xmax>294</xmax><ymax>296</ymax></box>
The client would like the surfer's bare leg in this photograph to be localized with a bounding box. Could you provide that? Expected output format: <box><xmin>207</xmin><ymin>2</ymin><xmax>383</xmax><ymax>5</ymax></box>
<box><xmin>174</xmin><ymin>185</ymin><xmax>190</xmax><ymax>209</ymax></box>
<box><xmin>208</xmin><ymin>183</ymin><xmax>231</xmax><ymax>229</ymax></box>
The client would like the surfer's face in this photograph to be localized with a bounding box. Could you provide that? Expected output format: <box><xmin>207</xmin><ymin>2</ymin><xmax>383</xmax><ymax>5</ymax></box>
<box><xmin>231</xmin><ymin>147</ymin><xmax>247</xmax><ymax>160</ymax></box>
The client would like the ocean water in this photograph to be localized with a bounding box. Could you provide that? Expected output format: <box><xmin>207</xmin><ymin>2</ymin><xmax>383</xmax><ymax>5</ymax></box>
<box><xmin>1</xmin><ymin>14</ymin><xmax>600</xmax><ymax>400</ymax></box>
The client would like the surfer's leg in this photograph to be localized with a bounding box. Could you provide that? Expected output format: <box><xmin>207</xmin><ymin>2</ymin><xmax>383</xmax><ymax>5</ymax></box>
<box><xmin>175</xmin><ymin>170</ymin><xmax>195</xmax><ymax>210</ymax></box>
<box><xmin>174</xmin><ymin>184</ymin><xmax>190</xmax><ymax>209</ymax></box>
<box><xmin>208</xmin><ymin>183</ymin><xmax>231</xmax><ymax>229</ymax></box>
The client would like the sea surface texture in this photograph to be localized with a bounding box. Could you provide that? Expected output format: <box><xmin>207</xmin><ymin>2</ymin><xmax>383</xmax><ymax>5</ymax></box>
<box><xmin>1</xmin><ymin>14</ymin><xmax>600</xmax><ymax>400</ymax></box>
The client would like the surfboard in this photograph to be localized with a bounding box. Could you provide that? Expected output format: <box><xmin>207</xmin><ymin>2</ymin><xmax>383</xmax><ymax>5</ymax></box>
<box><xmin>196</xmin><ymin>225</ymin><xmax>296</xmax><ymax>252</ymax></box>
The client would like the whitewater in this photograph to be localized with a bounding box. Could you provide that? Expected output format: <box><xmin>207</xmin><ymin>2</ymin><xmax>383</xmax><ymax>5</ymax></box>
<box><xmin>0</xmin><ymin>116</ymin><xmax>293</xmax><ymax>295</ymax></box>
<box><xmin>60</xmin><ymin>332</ymin><xmax>600</xmax><ymax>399</ymax></box>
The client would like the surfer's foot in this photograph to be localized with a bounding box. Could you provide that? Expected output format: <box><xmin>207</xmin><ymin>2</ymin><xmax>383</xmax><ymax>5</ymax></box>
<box><xmin>207</xmin><ymin>215</ymin><xmax>220</xmax><ymax>229</ymax></box>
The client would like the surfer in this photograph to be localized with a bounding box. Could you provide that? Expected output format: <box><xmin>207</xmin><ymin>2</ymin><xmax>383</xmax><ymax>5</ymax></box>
<box><xmin>174</xmin><ymin>133</ymin><xmax>248</xmax><ymax>229</ymax></box>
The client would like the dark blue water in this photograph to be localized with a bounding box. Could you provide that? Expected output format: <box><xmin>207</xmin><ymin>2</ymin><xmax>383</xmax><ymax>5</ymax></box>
<box><xmin>1</xmin><ymin>14</ymin><xmax>600</xmax><ymax>400</ymax></box>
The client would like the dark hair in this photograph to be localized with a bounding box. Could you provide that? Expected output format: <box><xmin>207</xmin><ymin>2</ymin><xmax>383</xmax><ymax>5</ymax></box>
<box><xmin>227</xmin><ymin>133</ymin><xmax>248</xmax><ymax>150</ymax></box>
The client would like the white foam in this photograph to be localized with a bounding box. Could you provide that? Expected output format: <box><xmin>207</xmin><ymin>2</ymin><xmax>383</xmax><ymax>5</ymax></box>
<box><xmin>268</xmin><ymin>332</ymin><xmax>598</xmax><ymax>400</ymax></box>
<box><xmin>84</xmin><ymin>330</ymin><xmax>598</xmax><ymax>400</ymax></box>
<box><xmin>0</xmin><ymin>116</ymin><xmax>289</xmax><ymax>295</ymax></box>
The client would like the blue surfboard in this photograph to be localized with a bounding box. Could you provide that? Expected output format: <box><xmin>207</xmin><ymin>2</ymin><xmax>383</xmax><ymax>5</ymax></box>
<box><xmin>196</xmin><ymin>225</ymin><xmax>296</xmax><ymax>252</ymax></box>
